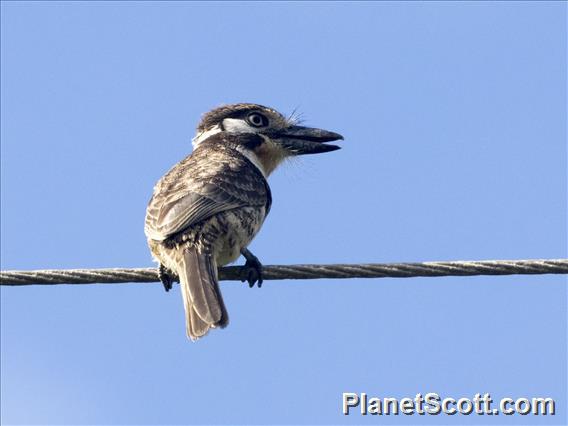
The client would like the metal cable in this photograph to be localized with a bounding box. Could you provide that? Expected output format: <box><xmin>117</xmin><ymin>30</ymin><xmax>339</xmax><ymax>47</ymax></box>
<box><xmin>1</xmin><ymin>259</ymin><xmax>567</xmax><ymax>286</ymax></box>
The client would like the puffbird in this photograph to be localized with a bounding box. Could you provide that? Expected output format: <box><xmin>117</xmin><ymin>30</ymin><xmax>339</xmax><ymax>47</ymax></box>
<box><xmin>144</xmin><ymin>103</ymin><xmax>343</xmax><ymax>340</ymax></box>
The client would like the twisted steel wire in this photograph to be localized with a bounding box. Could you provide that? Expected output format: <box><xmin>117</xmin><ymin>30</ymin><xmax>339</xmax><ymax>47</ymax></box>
<box><xmin>1</xmin><ymin>259</ymin><xmax>567</xmax><ymax>286</ymax></box>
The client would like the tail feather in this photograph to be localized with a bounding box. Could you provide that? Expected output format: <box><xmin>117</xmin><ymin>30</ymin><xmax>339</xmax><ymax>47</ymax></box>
<box><xmin>177</xmin><ymin>249</ymin><xmax>228</xmax><ymax>340</ymax></box>
<box><xmin>189</xmin><ymin>304</ymin><xmax>210</xmax><ymax>338</ymax></box>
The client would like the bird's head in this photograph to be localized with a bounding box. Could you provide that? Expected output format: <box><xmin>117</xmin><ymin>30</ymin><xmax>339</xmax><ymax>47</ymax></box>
<box><xmin>192</xmin><ymin>103</ymin><xmax>343</xmax><ymax>176</ymax></box>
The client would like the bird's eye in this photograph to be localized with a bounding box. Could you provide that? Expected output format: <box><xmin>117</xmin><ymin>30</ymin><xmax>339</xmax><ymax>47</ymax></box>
<box><xmin>246</xmin><ymin>112</ymin><xmax>268</xmax><ymax>128</ymax></box>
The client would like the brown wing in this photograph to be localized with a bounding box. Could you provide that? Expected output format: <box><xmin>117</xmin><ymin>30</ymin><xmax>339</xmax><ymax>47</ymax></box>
<box><xmin>144</xmin><ymin>141</ymin><xmax>271</xmax><ymax>242</ymax></box>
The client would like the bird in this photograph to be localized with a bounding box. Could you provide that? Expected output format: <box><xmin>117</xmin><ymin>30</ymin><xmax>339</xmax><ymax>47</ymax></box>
<box><xmin>144</xmin><ymin>103</ymin><xmax>343</xmax><ymax>340</ymax></box>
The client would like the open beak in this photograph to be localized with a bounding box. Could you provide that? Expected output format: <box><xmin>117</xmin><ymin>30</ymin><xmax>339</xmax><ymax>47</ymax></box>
<box><xmin>273</xmin><ymin>125</ymin><xmax>344</xmax><ymax>155</ymax></box>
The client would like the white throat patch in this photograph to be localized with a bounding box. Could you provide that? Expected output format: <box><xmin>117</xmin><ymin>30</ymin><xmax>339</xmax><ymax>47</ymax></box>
<box><xmin>235</xmin><ymin>146</ymin><xmax>267</xmax><ymax>178</ymax></box>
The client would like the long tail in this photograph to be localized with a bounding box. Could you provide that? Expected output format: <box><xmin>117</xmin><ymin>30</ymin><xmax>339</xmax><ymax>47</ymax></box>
<box><xmin>176</xmin><ymin>248</ymin><xmax>228</xmax><ymax>340</ymax></box>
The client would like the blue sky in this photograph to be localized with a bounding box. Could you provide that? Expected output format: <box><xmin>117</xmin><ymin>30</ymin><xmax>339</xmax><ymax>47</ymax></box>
<box><xmin>1</xmin><ymin>2</ymin><xmax>566</xmax><ymax>425</ymax></box>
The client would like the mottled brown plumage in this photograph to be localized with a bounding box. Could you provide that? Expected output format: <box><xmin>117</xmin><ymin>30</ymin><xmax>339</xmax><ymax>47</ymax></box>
<box><xmin>145</xmin><ymin>135</ymin><xmax>271</xmax><ymax>339</ymax></box>
<box><xmin>145</xmin><ymin>103</ymin><xmax>342</xmax><ymax>340</ymax></box>
<box><xmin>145</xmin><ymin>134</ymin><xmax>271</xmax><ymax>244</ymax></box>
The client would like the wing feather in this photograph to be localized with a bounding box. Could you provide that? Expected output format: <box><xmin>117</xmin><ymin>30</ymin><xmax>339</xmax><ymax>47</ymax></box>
<box><xmin>144</xmin><ymin>139</ymin><xmax>270</xmax><ymax>241</ymax></box>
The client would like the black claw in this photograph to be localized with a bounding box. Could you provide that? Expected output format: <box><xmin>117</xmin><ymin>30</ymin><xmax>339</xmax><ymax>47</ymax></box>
<box><xmin>158</xmin><ymin>264</ymin><xmax>174</xmax><ymax>292</ymax></box>
<box><xmin>240</xmin><ymin>249</ymin><xmax>263</xmax><ymax>288</ymax></box>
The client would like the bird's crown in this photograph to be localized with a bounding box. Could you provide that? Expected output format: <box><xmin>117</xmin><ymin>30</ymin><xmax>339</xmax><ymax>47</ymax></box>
<box><xmin>197</xmin><ymin>103</ymin><xmax>289</xmax><ymax>133</ymax></box>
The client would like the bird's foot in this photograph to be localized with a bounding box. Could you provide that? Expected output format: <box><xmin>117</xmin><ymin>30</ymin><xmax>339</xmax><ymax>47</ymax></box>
<box><xmin>240</xmin><ymin>248</ymin><xmax>263</xmax><ymax>288</ymax></box>
<box><xmin>158</xmin><ymin>264</ymin><xmax>174</xmax><ymax>292</ymax></box>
